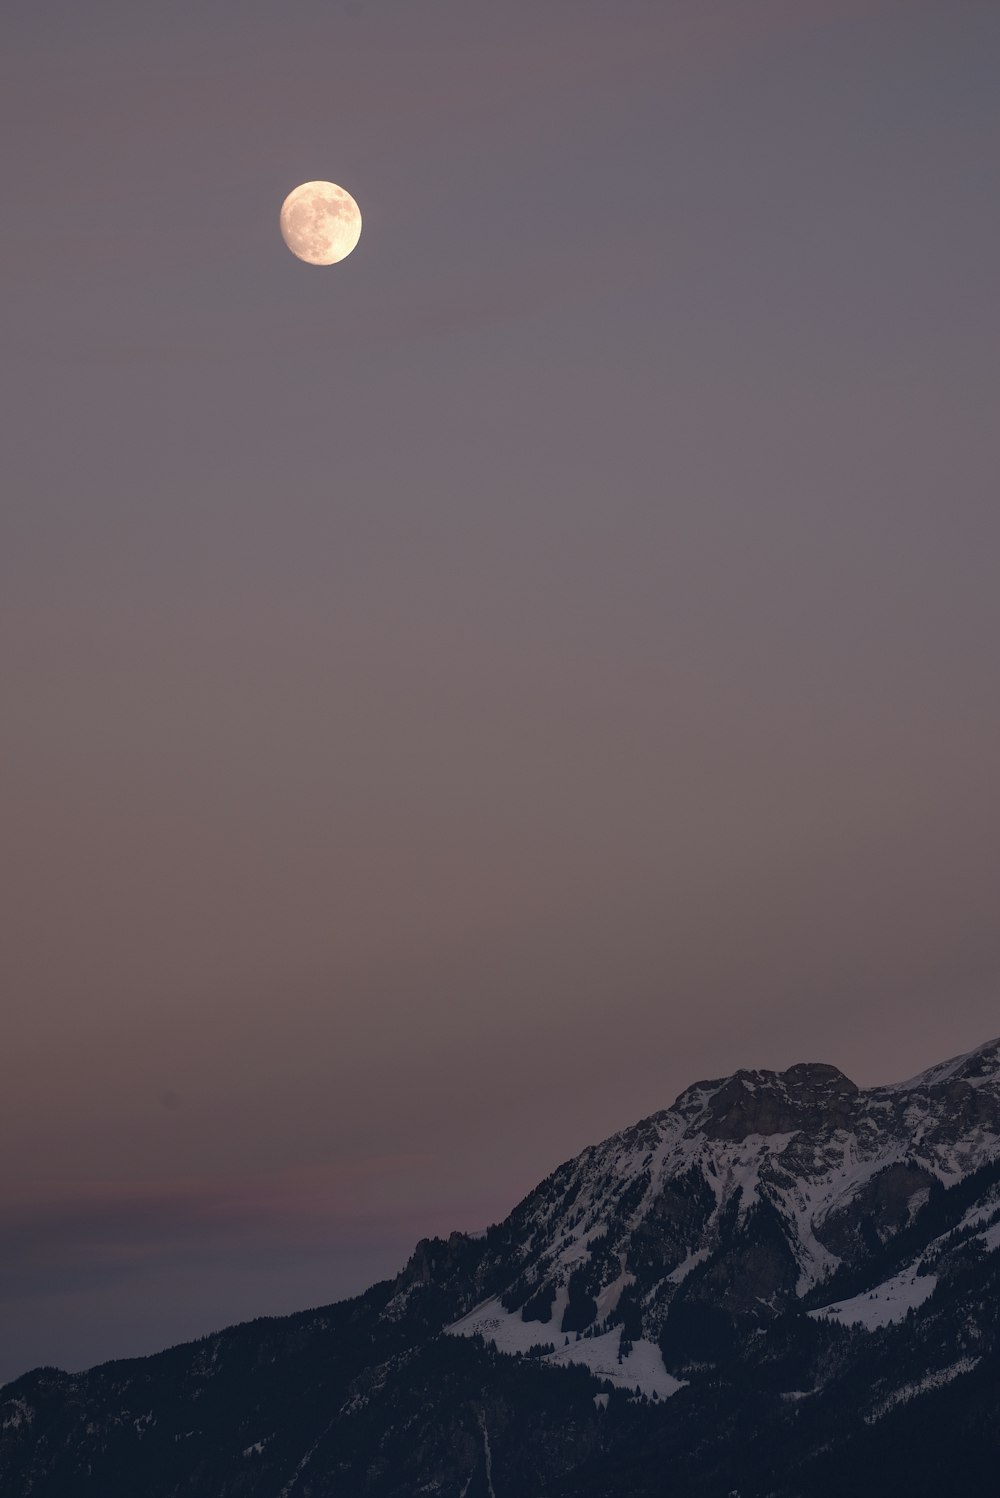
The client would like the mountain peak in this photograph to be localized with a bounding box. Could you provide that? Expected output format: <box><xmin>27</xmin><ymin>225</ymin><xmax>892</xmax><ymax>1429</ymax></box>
<box><xmin>5</xmin><ymin>1035</ymin><xmax>1000</xmax><ymax>1498</ymax></box>
<box><xmin>671</xmin><ymin>1060</ymin><xmax>859</xmax><ymax>1140</ymax></box>
<box><xmin>884</xmin><ymin>1034</ymin><xmax>1000</xmax><ymax>1092</ymax></box>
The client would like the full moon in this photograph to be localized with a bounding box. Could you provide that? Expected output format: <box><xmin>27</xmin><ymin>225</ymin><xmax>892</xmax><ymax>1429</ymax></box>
<box><xmin>279</xmin><ymin>181</ymin><xmax>362</xmax><ymax>266</ymax></box>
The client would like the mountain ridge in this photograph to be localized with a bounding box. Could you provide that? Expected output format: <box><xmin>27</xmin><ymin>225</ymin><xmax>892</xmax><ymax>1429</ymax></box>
<box><xmin>437</xmin><ymin>1035</ymin><xmax>1000</xmax><ymax>1380</ymax></box>
<box><xmin>3</xmin><ymin>1035</ymin><xmax>1000</xmax><ymax>1496</ymax></box>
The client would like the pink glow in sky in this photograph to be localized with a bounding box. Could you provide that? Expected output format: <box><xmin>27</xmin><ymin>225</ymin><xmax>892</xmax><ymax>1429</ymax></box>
<box><xmin>2</xmin><ymin>0</ymin><xmax>1000</xmax><ymax>1382</ymax></box>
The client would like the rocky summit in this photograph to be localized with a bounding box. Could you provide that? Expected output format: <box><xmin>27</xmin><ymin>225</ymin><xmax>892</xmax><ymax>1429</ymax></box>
<box><xmin>3</xmin><ymin>1038</ymin><xmax>1000</xmax><ymax>1496</ymax></box>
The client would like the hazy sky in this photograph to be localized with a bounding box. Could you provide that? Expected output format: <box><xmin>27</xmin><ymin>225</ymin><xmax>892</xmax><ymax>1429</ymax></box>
<box><xmin>3</xmin><ymin>0</ymin><xmax>999</xmax><ymax>1384</ymax></box>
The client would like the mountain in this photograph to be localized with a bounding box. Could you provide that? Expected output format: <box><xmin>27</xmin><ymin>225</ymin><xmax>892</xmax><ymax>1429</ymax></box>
<box><xmin>4</xmin><ymin>1037</ymin><xmax>1000</xmax><ymax>1496</ymax></box>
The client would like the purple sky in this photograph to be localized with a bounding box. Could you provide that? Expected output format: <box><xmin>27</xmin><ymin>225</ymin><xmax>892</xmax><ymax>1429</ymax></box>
<box><xmin>3</xmin><ymin>0</ymin><xmax>1000</xmax><ymax>1383</ymax></box>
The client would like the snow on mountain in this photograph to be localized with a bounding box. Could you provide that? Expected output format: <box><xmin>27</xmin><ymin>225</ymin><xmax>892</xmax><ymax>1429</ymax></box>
<box><xmin>5</xmin><ymin>1036</ymin><xmax>1000</xmax><ymax>1498</ymax></box>
<box><xmin>440</xmin><ymin>1036</ymin><xmax>1000</xmax><ymax>1383</ymax></box>
<box><xmin>865</xmin><ymin>1357</ymin><xmax>983</xmax><ymax>1422</ymax></box>
<box><xmin>882</xmin><ymin>1035</ymin><xmax>1000</xmax><ymax>1093</ymax></box>
<box><xmin>448</xmin><ymin>1297</ymin><xmax>684</xmax><ymax>1398</ymax></box>
<box><xmin>809</xmin><ymin>1263</ymin><xmax>938</xmax><ymax>1329</ymax></box>
<box><xmin>543</xmin><ymin>1330</ymin><xmax>684</xmax><ymax>1399</ymax></box>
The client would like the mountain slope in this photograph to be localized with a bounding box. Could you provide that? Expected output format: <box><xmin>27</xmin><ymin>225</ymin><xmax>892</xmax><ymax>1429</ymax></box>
<box><xmin>442</xmin><ymin>1037</ymin><xmax>1000</xmax><ymax>1392</ymax></box>
<box><xmin>3</xmin><ymin>1037</ymin><xmax>1000</xmax><ymax>1496</ymax></box>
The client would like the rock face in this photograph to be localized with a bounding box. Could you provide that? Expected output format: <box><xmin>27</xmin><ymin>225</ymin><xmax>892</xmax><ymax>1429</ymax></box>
<box><xmin>690</xmin><ymin>1062</ymin><xmax>861</xmax><ymax>1140</ymax></box>
<box><xmin>439</xmin><ymin>1036</ymin><xmax>1000</xmax><ymax>1343</ymax></box>
<box><xmin>3</xmin><ymin>1037</ymin><xmax>1000</xmax><ymax>1497</ymax></box>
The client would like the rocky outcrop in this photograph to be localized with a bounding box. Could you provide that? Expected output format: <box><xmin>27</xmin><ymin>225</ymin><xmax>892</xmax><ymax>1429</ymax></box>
<box><xmin>693</xmin><ymin>1062</ymin><xmax>860</xmax><ymax>1140</ymax></box>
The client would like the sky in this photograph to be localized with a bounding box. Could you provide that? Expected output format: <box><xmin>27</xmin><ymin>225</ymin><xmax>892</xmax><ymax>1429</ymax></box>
<box><xmin>2</xmin><ymin>0</ymin><xmax>999</xmax><ymax>1385</ymax></box>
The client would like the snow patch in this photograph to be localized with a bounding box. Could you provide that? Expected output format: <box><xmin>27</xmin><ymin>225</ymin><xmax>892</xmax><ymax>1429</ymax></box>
<box><xmin>593</xmin><ymin>1271</ymin><xmax>632</xmax><ymax>1322</ymax></box>
<box><xmin>476</xmin><ymin>1410</ymin><xmax>497</xmax><ymax>1498</ymax></box>
<box><xmin>971</xmin><ymin>1217</ymin><xmax>1000</xmax><ymax>1253</ymax></box>
<box><xmin>447</xmin><ymin>1300</ymin><xmax>683</xmax><ymax>1398</ymax></box>
<box><xmin>545</xmin><ymin>1329</ymin><xmax>684</xmax><ymax>1399</ymax></box>
<box><xmin>810</xmin><ymin>1266</ymin><xmax>937</xmax><ymax>1329</ymax></box>
<box><xmin>1</xmin><ymin>1399</ymin><xmax>33</xmax><ymax>1430</ymax></box>
<box><xmin>667</xmin><ymin>1248</ymin><xmax>709</xmax><ymax>1284</ymax></box>
<box><xmin>447</xmin><ymin>1293</ymin><xmax>569</xmax><ymax>1355</ymax></box>
<box><xmin>867</xmin><ymin>1358</ymin><xmax>981</xmax><ymax>1421</ymax></box>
